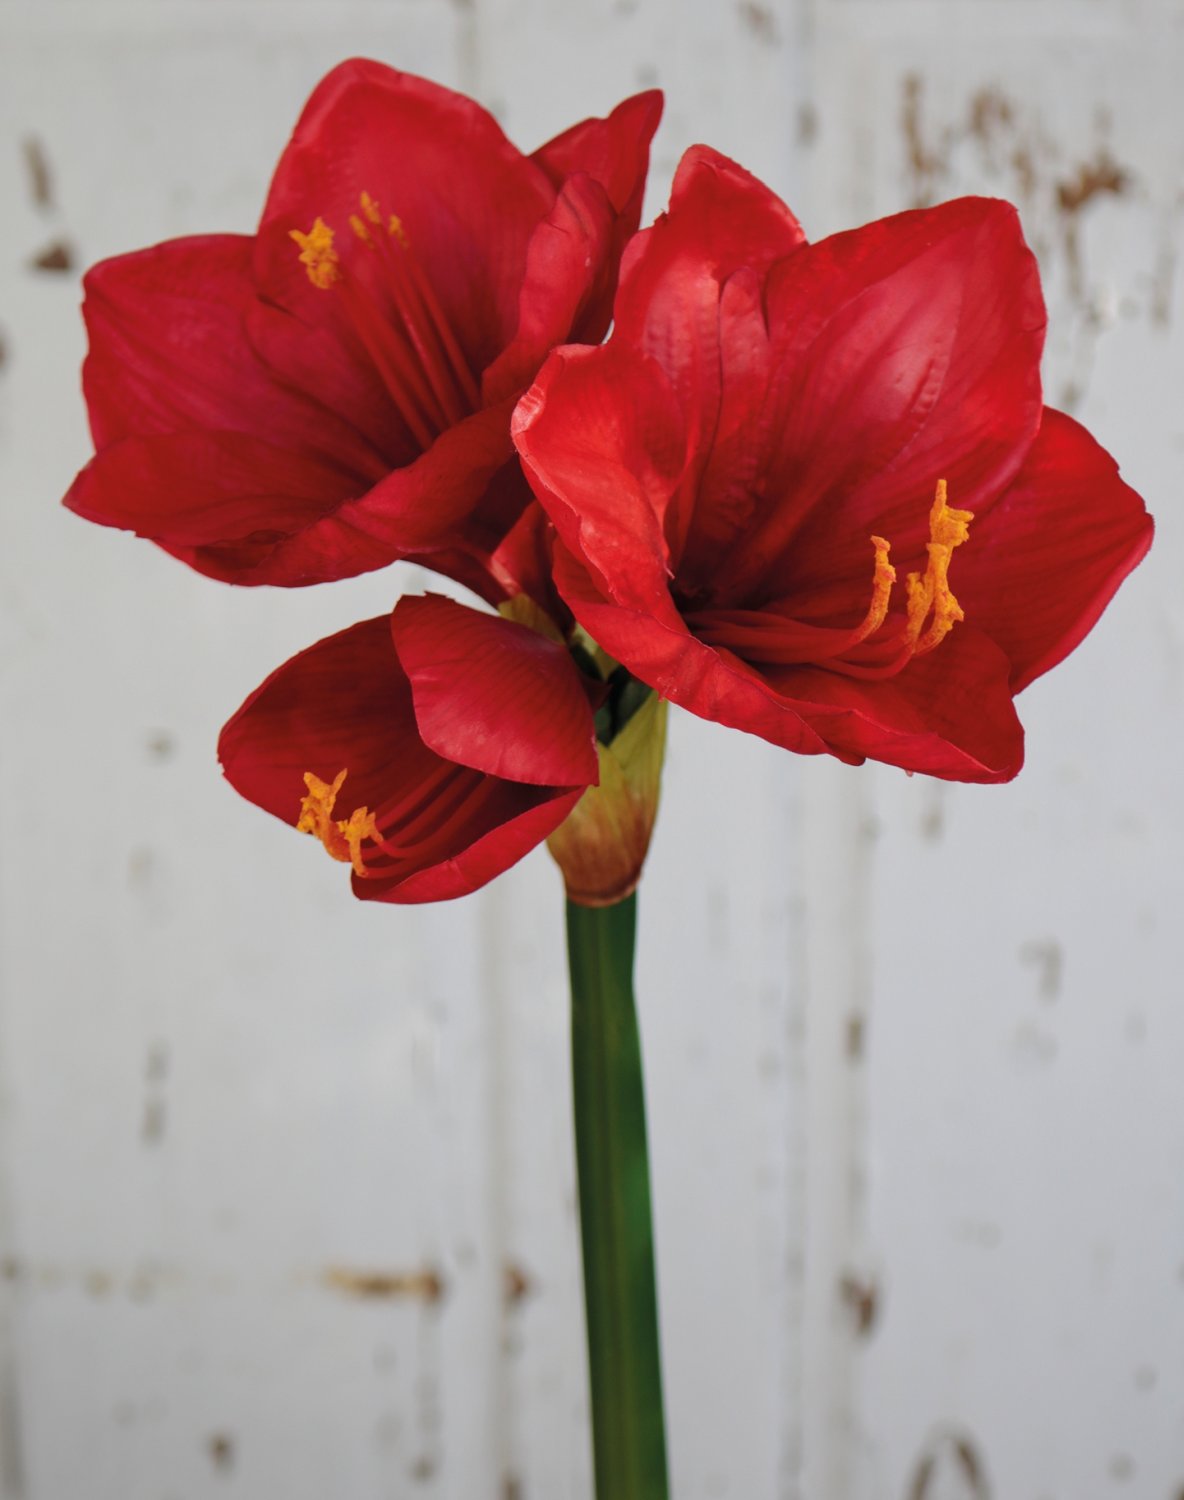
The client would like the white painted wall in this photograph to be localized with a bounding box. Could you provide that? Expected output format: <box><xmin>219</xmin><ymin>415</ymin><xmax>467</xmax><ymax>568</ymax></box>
<box><xmin>0</xmin><ymin>2</ymin><xmax>1179</xmax><ymax>1497</ymax></box>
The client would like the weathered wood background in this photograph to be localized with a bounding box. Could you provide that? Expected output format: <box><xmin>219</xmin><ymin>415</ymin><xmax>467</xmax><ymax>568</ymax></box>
<box><xmin>0</xmin><ymin>1</ymin><xmax>1180</xmax><ymax>1496</ymax></box>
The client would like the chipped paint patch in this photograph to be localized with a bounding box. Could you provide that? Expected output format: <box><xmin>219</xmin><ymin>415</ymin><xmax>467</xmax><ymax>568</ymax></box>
<box><xmin>323</xmin><ymin>1265</ymin><xmax>445</xmax><ymax>1303</ymax></box>
<box><xmin>908</xmin><ymin>1428</ymin><xmax>990</xmax><ymax>1499</ymax></box>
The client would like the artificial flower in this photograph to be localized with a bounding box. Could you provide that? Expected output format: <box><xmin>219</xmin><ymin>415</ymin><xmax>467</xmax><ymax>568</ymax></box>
<box><xmin>65</xmin><ymin>59</ymin><xmax>661</xmax><ymax>599</ymax></box>
<box><xmin>513</xmin><ymin>146</ymin><xmax>1153</xmax><ymax>782</ymax></box>
<box><xmin>218</xmin><ymin>597</ymin><xmax>602</xmax><ymax>902</ymax></box>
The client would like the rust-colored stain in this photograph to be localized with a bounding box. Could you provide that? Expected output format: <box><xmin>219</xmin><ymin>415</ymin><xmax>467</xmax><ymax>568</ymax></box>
<box><xmin>844</xmin><ymin>1013</ymin><xmax>865</xmax><ymax>1061</ymax></box>
<box><xmin>208</xmin><ymin>1432</ymin><xmax>235</xmax><ymax>1473</ymax></box>
<box><xmin>410</xmin><ymin>1455</ymin><xmax>436</xmax><ymax>1482</ymax></box>
<box><xmin>968</xmin><ymin>88</ymin><xmax>1013</xmax><ymax>151</ymax></box>
<box><xmin>1056</xmin><ymin>150</ymin><xmax>1129</xmax><ymax>216</ymax></box>
<box><xmin>797</xmin><ymin>102</ymin><xmax>818</xmax><ymax>148</ymax></box>
<box><xmin>503</xmin><ymin>1260</ymin><xmax>533</xmax><ymax>1307</ymax></box>
<box><xmin>502</xmin><ymin>1478</ymin><xmax>523</xmax><ymax>1500</ymax></box>
<box><xmin>1055</xmin><ymin>149</ymin><xmax>1131</xmax><ymax>306</ymax></box>
<box><xmin>22</xmin><ymin>136</ymin><xmax>53</xmax><ymax>208</ymax></box>
<box><xmin>737</xmin><ymin>1</ymin><xmax>779</xmax><ymax>44</ymax></box>
<box><xmin>324</xmin><ymin>1265</ymin><xmax>445</xmax><ymax>1303</ymax></box>
<box><xmin>908</xmin><ymin>1429</ymin><xmax>989</xmax><ymax>1500</ymax></box>
<box><xmin>838</xmin><ymin>1273</ymin><xmax>879</xmax><ymax>1337</ymax></box>
<box><xmin>30</xmin><ymin>238</ymin><xmax>74</xmax><ymax>273</ymax></box>
<box><xmin>901</xmin><ymin>74</ymin><xmax>945</xmax><ymax>207</ymax></box>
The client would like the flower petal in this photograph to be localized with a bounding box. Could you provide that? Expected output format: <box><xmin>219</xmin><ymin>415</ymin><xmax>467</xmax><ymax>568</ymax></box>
<box><xmin>718</xmin><ymin>196</ymin><xmax>1046</xmax><ymax>601</ymax></box>
<box><xmin>66</xmin><ymin>399</ymin><xmax>524</xmax><ymax>588</ymax></box>
<box><xmin>480</xmin><ymin>173</ymin><xmax>617</xmax><ymax>404</ymax></box>
<box><xmin>957</xmin><ymin>407</ymin><xmax>1153</xmax><ymax>692</ymax></box>
<box><xmin>254</xmin><ymin>59</ymin><xmax>556</xmax><ymax>381</ymax></box>
<box><xmin>550</xmin><ymin>544</ymin><xmax>832</xmax><ymax>758</ymax></box>
<box><xmin>610</xmin><ymin>145</ymin><xmax>806</xmax><ymax>492</ymax></box>
<box><xmin>765</xmin><ymin>627</ymin><xmax>1025</xmax><ymax>782</ymax></box>
<box><xmin>530</xmin><ymin>88</ymin><xmax>664</xmax><ymax>341</ymax></box>
<box><xmin>512</xmin><ymin>341</ymin><xmax>687</xmax><ymax>607</ymax></box>
<box><xmin>218</xmin><ymin>616</ymin><xmax>582</xmax><ymax>903</ymax></box>
<box><xmin>391</xmin><ymin>594</ymin><xmax>599</xmax><ymax>786</ymax></box>
<box><xmin>552</xmin><ymin>545</ymin><xmax>1023</xmax><ymax>780</ymax></box>
<box><xmin>80</xmin><ymin>235</ymin><xmax>385</xmax><ymax>475</ymax></box>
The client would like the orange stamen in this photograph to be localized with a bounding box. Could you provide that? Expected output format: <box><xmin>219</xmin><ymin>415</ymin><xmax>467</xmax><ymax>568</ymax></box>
<box><xmin>297</xmin><ymin>769</ymin><xmax>381</xmax><ymax>878</ymax></box>
<box><xmin>902</xmin><ymin>479</ymin><xmax>974</xmax><ymax>655</ymax></box>
<box><xmin>289</xmin><ymin>218</ymin><xmax>340</xmax><ymax>289</ymax></box>
<box><xmin>849</xmin><ymin>535</ymin><xmax>897</xmax><ymax>646</ymax></box>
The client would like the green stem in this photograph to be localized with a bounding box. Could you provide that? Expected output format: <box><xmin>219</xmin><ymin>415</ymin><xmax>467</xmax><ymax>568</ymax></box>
<box><xmin>566</xmin><ymin>894</ymin><xmax>669</xmax><ymax>1499</ymax></box>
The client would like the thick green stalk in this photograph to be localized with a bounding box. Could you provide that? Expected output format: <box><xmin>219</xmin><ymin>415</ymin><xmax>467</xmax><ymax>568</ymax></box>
<box><xmin>566</xmin><ymin>893</ymin><xmax>669</xmax><ymax>1499</ymax></box>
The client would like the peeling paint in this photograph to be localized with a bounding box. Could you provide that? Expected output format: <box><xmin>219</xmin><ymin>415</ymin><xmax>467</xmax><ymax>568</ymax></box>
<box><xmin>323</xmin><ymin>1265</ymin><xmax>445</xmax><ymax>1303</ymax></box>
<box><xmin>21</xmin><ymin>136</ymin><xmax>53</xmax><ymax>209</ymax></box>
<box><xmin>1055</xmin><ymin>149</ymin><xmax>1130</xmax><ymax>303</ymax></box>
<box><xmin>503</xmin><ymin>1261</ymin><xmax>533</xmax><ymax>1307</ymax></box>
<box><xmin>908</xmin><ymin>1428</ymin><xmax>990</xmax><ymax>1499</ymax></box>
<box><xmin>29</xmin><ymin>239</ymin><xmax>74</xmax><ymax>274</ymax></box>
<box><xmin>838</xmin><ymin>1273</ymin><xmax>879</xmax><ymax>1337</ymax></box>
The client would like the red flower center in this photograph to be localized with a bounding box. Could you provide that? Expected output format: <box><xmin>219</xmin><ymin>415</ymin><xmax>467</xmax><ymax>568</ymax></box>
<box><xmin>688</xmin><ymin>480</ymin><xmax>974</xmax><ymax>681</ymax></box>
<box><xmin>290</xmin><ymin>195</ymin><xmax>481</xmax><ymax>450</ymax></box>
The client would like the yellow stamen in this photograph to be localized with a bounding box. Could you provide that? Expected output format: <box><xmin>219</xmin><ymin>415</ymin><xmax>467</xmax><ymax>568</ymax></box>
<box><xmin>903</xmin><ymin>478</ymin><xmax>974</xmax><ymax>655</ymax></box>
<box><xmin>349</xmin><ymin>193</ymin><xmax>409</xmax><ymax>251</ymax></box>
<box><xmin>297</xmin><ymin>769</ymin><xmax>381</xmax><ymax>878</ymax></box>
<box><xmin>289</xmin><ymin>217</ymin><xmax>340</xmax><ymax>289</ymax></box>
<box><xmin>849</xmin><ymin>535</ymin><xmax>897</xmax><ymax>646</ymax></box>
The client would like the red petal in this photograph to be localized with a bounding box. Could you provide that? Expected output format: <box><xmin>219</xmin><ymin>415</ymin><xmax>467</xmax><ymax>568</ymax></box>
<box><xmin>66</xmin><ymin>400</ymin><xmax>522</xmax><ymax>588</ymax></box>
<box><xmin>64</xmin><ymin>430</ymin><xmax>359</xmax><ymax>552</ymax></box>
<box><xmin>553</xmin><ymin>547</ymin><xmax>1022</xmax><ymax>781</ymax></box>
<box><xmin>550</xmin><ymin>545</ymin><xmax>831</xmax><ymax>757</ymax></box>
<box><xmin>720</xmin><ymin>196</ymin><xmax>1046</xmax><ymax>601</ymax></box>
<box><xmin>80</xmin><ymin>235</ymin><xmax>384</xmax><ymax>476</ymax></box>
<box><xmin>512</xmin><ymin>341</ymin><xmax>687</xmax><ymax>607</ymax></box>
<box><xmin>391</xmin><ymin>595</ymin><xmax>599</xmax><ymax>786</ymax></box>
<box><xmin>531</xmin><ymin>90</ymin><xmax>663</xmax><ymax>214</ymax></box>
<box><xmin>531</xmin><ymin>89</ymin><xmax>663</xmax><ymax>341</ymax></box>
<box><xmin>765</xmin><ymin>627</ymin><xmax>1025</xmax><ymax>782</ymax></box>
<box><xmin>614</xmin><ymin>144</ymin><xmax>806</xmax><ymax>350</ymax></box>
<box><xmin>957</xmin><ymin>407</ymin><xmax>1153</xmax><ymax>692</ymax></box>
<box><xmin>254</xmin><ymin>59</ymin><xmax>555</xmax><ymax>382</ymax></box>
<box><xmin>481</xmin><ymin>173</ymin><xmax>616</xmax><ymax>404</ymax></box>
<box><xmin>218</xmin><ymin>616</ymin><xmax>581</xmax><ymax>902</ymax></box>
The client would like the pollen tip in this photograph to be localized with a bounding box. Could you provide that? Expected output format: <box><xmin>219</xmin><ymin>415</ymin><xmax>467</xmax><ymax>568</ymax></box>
<box><xmin>290</xmin><ymin>217</ymin><xmax>340</xmax><ymax>289</ymax></box>
<box><xmin>297</xmin><ymin>768</ymin><xmax>381</xmax><ymax>873</ymax></box>
<box><xmin>902</xmin><ymin>479</ymin><xmax>974</xmax><ymax>654</ymax></box>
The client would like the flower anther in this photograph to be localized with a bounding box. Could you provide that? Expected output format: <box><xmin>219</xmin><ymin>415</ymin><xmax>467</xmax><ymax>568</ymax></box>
<box><xmin>297</xmin><ymin>768</ymin><xmax>383</xmax><ymax>877</ymax></box>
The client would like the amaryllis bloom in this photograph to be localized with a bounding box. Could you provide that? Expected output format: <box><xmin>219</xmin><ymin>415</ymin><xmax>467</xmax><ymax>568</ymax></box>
<box><xmin>219</xmin><ymin>596</ymin><xmax>603</xmax><ymax>902</ymax></box>
<box><xmin>65</xmin><ymin>60</ymin><xmax>661</xmax><ymax>598</ymax></box>
<box><xmin>513</xmin><ymin>147</ymin><xmax>1153</xmax><ymax>782</ymax></box>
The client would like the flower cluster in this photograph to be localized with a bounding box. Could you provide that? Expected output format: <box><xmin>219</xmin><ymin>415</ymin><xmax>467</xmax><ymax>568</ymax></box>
<box><xmin>66</xmin><ymin>60</ymin><xmax>1152</xmax><ymax>906</ymax></box>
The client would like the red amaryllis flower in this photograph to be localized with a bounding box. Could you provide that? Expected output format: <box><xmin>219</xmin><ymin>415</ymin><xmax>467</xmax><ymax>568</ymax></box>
<box><xmin>65</xmin><ymin>60</ymin><xmax>661</xmax><ymax>600</ymax></box>
<box><xmin>513</xmin><ymin>147</ymin><xmax>1153</xmax><ymax>782</ymax></box>
<box><xmin>219</xmin><ymin>595</ymin><xmax>601</xmax><ymax>902</ymax></box>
